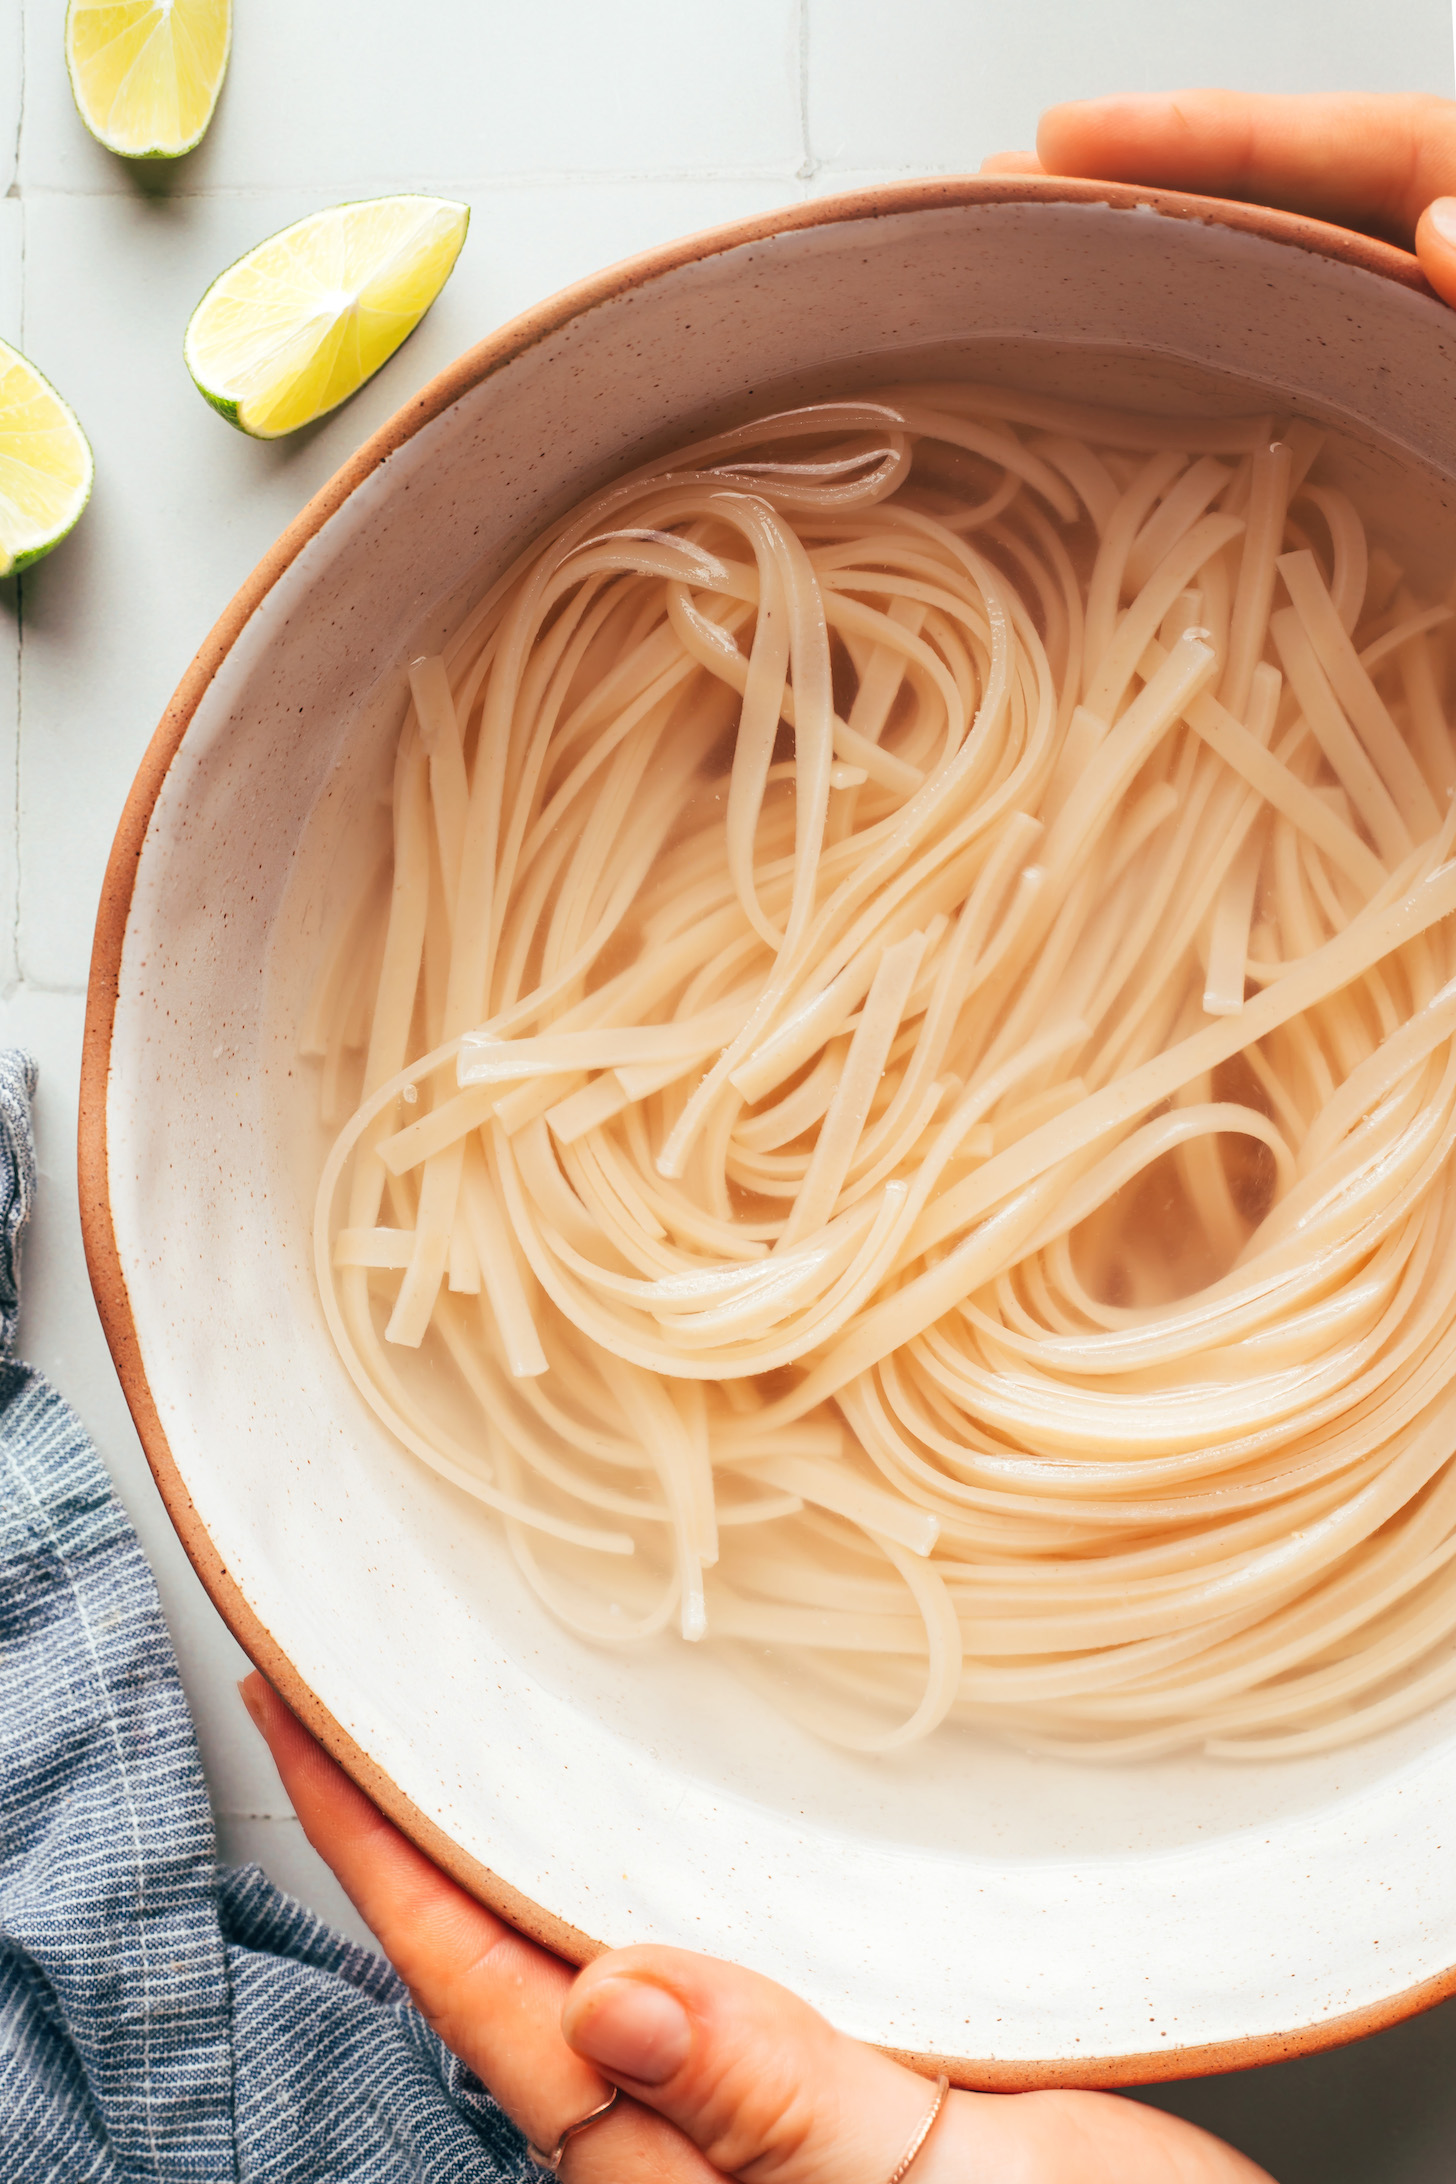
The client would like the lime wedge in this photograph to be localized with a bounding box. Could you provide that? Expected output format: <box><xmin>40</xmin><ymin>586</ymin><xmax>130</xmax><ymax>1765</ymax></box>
<box><xmin>66</xmin><ymin>0</ymin><xmax>232</xmax><ymax>160</ymax></box>
<box><xmin>183</xmin><ymin>196</ymin><xmax>470</xmax><ymax>440</ymax></box>
<box><xmin>0</xmin><ymin>341</ymin><xmax>94</xmax><ymax>579</ymax></box>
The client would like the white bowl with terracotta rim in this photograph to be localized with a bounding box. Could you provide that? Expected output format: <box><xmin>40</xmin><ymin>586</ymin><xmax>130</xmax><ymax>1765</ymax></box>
<box><xmin>79</xmin><ymin>175</ymin><xmax>1456</xmax><ymax>2088</ymax></box>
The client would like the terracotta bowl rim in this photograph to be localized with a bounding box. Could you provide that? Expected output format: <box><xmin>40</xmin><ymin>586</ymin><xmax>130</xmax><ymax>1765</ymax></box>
<box><xmin>78</xmin><ymin>171</ymin><xmax>1453</xmax><ymax>2090</ymax></box>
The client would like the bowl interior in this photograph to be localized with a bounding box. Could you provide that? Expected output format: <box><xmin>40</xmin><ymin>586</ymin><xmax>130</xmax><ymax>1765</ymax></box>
<box><xmin>102</xmin><ymin>191</ymin><xmax>1456</xmax><ymax>2075</ymax></box>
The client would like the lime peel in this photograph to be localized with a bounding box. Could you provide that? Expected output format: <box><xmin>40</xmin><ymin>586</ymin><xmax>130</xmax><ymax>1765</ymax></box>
<box><xmin>183</xmin><ymin>196</ymin><xmax>470</xmax><ymax>440</ymax></box>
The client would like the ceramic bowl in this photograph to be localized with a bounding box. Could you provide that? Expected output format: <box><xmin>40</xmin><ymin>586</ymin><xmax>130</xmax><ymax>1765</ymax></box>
<box><xmin>80</xmin><ymin>176</ymin><xmax>1456</xmax><ymax>2087</ymax></box>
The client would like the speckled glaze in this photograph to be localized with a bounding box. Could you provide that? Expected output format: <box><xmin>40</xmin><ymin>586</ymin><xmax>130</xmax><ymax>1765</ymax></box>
<box><xmin>81</xmin><ymin>178</ymin><xmax>1456</xmax><ymax>2086</ymax></box>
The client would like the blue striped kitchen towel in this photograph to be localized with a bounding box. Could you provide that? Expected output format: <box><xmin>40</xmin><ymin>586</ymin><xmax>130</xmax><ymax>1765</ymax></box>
<box><xmin>0</xmin><ymin>1049</ymin><xmax>535</xmax><ymax>2181</ymax></box>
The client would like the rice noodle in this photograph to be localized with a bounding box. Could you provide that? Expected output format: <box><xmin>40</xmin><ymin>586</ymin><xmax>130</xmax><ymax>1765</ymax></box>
<box><xmin>310</xmin><ymin>384</ymin><xmax>1456</xmax><ymax>1758</ymax></box>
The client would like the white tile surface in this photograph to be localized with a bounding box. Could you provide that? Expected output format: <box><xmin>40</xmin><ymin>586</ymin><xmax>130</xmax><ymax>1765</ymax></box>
<box><xmin>20</xmin><ymin>0</ymin><xmax>803</xmax><ymax>192</ymax></box>
<box><xmin>807</xmin><ymin>0</ymin><xmax>1454</xmax><ymax>177</ymax></box>
<box><xmin>8</xmin><ymin>1</ymin><xmax>1456</xmax><ymax>2175</ymax></box>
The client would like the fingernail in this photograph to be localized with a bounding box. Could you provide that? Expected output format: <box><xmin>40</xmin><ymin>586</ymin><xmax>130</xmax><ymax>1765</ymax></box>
<box><xmin>1427</xmin><ymin>197</ymin><xmax>1456</xmax><ymax>248</ymax></box>
<box><xmin>565</xmin><ymin>1976</ymin><xmax>692</xmax><ymax>2085</ymax></box>
<box><xmin>237</xmin><ymin>1676</ymin><xmax>268</xmax><ymax>1730</ymax></box>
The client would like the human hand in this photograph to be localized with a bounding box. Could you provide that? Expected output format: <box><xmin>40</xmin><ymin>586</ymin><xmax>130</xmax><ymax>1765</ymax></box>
<box><xmin>981</xmin><ymin>89</ymin><xmax>1456</xmax><ymax>307</ymax></box>
<box><xmin>241</xmin><ymin>1672</ymin><xmax>1272</xmax><ymax>2182</ymax></box>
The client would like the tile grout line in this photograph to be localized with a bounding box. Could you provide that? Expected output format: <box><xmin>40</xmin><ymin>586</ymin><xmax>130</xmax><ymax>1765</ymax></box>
<box><xmin>5</xmin><ymin>978</ymin><xmax>89</xmax><ymax>1001</ymax></box>
<box><xmin>216</xmin><ymin>1811</ymin><xmax>309</xmax><ymax>1824</ymax></box>
<box><xmin>796</xmin><ymin>0</ymin><xmax>819</xmax><ymax>183</ymax></box>
<box><xmin>10</xmin><ymin>164</ymin><xmax>984</xmax><ymax>202</ymax></box>
<box><xmin>18</xmin><ymin>165</ymin><xmax>815</xmax><ymax>199</ymax></box>
<box><xmin>7</xmin><ymin>0</ymin><xmax>22</xmax><ymax>201</ymax></box>
<box><xmin>9</xmin><ymin>586</ymin><xmax>18</xmax><ymax>996</ymax></box>
<box><xmin>5</xmin><ymin>167</ymin><xmax>969</xmax><ymax>204</ymax></box>
<box><xmin>11</xmin><ymin>6</ymin><xmax>23</xmax><ymax>993</ymax></box>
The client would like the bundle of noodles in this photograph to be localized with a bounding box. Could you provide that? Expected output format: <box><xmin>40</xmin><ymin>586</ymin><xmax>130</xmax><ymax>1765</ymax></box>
<box><xmin>308</xmin><ymin>382</ymin><xmax>1456</xmax><ymax>1758</ymax></box>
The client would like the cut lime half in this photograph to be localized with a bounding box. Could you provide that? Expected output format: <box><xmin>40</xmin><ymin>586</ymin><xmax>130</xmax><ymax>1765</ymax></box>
<box><xmin>0</xmin><ymin>342</ymin><xmax>94</xmax><ymax>579</ymax></box>
<box><xmin>66</xmin><ymin>0</ymin><xmax>232</xmax><ymax>160</ymax></box>
<box><xmin>184</xmin><ymin>196</ymin><xmax>470</xmax><ymax>441</ymax></box>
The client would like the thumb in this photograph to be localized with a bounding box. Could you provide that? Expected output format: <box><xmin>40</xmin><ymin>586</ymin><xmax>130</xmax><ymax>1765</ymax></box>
<box><xmin>978</xmin><ymin>149</ymin><xmax>1046</xmax><ymax>175</ymax></box>
<box><xmin>560</xmin><ymin>1945</ymin><xmax>1274</xmax><ymax>2184</ymax></box>
<box><xmin>562</xmin><ymin>1946</ymin><xmax>930</xmax><ymax>2182</ymax></box>
<box><xmin>1415</xmin><ymin>198</ymin><xmax>1456</xmax><ymax>310</ymax></box>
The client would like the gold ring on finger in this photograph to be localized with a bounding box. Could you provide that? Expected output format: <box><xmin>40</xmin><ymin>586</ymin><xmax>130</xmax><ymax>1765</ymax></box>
<box><xmin>526</xmin><ymin>2087</ymin><xmax>621</xmax><ymax>2174</ymax></box>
